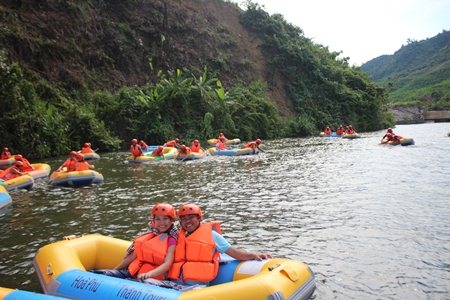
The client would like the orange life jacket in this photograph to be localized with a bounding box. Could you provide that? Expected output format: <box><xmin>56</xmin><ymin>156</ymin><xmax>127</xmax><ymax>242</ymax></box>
<box><xmin>165</xmin><ymin>140</ymin><xmax>177</xmax><ymax>147</ymax></box>
<box><xmin>128</xmin><ymin>233</ymin><xmax>169</xmax><ymax>280</ymax></box>
<box><xmin>139</xmin><ymin>141</ymin><xmax>148</xmax><ymax>149</ymax></box>
<box><xmin>130</xmin><ymin>145</ymin><xmax>142</xmax><ymax>157</ymax></box>
<box><xmin>190</xmin><ymin>143</ymin><xmax>201</xmax><ymax>153</ymax></box>
<box><xmin>168</xmin><ymin>222</ymin><xmax>221</xmax><ymax>283</ymax></box>
<box><xmin>336</xmin><ymin>128</ymin><xmax>344</xmax><ymax>135</ymax></box>
<box><xmin>0</xmin><ymin>165</ymin><xmax>21</xmax><ymax>180</ymax></box>
<box><xmin>325</xmin><ymin>128</ymin><xmax>331</xmax><ymax>135</ymax></box>
<box><xmin>75</xmin><ymin>161</ymin><xmax>91</xmax><ymax>171</ymax></box>
<box><xmin>152</xmin><ymin>146</ymin><xmax>164</xmax><ymax>157</ymax></box>
<box><xmin>244</xmin><ymin>141</ymin><xmax>257</xmax><ymax>149</ymax></box>
<box><xmin>216</xmin><ymin>140</ymin><xmax>226</xmax><ymax>150</ymax></box>
<box><xmin>21</xmin><ymin>158</ymin><xmax>33</xmax><ymax>172</ymax></box>
<box><xmin>63</xmin><ymin>158</ymin><xmax>77</xmax><ymax>172</ymax></box>
<box><xmin>81</xmin><ymin>147</ymin><xmax>94</xmax><ymax>154</ymax></box>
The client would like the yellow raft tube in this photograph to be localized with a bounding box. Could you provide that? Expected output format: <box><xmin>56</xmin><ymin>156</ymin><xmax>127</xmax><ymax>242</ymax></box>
<box><xmin>128</xmin><ymin>147</ymin><xmax>178</xmax><ymax>163</ymax></box>
<box><xmin>34</xmin><ymin>234</ymin><xmax>315</xmax><ymax>300</ymax></box>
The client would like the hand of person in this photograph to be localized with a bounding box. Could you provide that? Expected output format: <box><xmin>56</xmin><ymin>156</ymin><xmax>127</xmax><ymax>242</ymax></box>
<box><xmin>253</xmin><ymin>252</ymin><xmax>272</xmax><ymax>261</ymax></box>
<box><xmin>137</xmin><ymin>271</ymin><xmax>153</xmax><ymax>280</ymax></box>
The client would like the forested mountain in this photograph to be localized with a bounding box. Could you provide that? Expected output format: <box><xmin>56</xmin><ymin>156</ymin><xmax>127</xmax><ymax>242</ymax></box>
<box><xmin>361</xmin><ymin>30</ymin><xmax>450</xmax><ymax>109</ymax></box>
<box><xmin>0</xmin><ymin>0</ymin><xmax>392</xmax><ymax>158</ymax></box>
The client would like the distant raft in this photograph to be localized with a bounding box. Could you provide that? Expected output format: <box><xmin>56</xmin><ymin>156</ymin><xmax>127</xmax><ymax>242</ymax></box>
<box><xmin>128</xmin><ymin>147</ymin><xmax>178</xmax><ymax>163</ymax></box>
<box><xmin>319</xmin><ymin>132</ymin><xmax>340</xmax><ymax>137</ymax></box>
<box><xmin>176</xmin><ymin>149</ymin><xmax>207</xmax><ymax>161</ymax></box>
<box><xmin>342</xmin><ymin>133</ymin><xmax>361</xmax><ymax>139</ymax></box>
<box><xmin>399</xmin><ymin>137</ymin><xmax>415</xmax><ymax>146</ymax></box>
<box><xmin>28</xmin><ymin>163</ymin><xmax>51</xmax><ymax>179</ymax></box>
<box><xmin>207</xmin><ymin>138</ymin><xmax>241</xmax><ymax>146</ymax></box>
<box><xmin>49</xmin><ymin>170</ymin><xmax>103</xmax><ymax>187</ymax></box>
<box><xmin>33</xmin><ymin>234</ymin><xmax>316</xmax><ymax>300</ymax></box>
<box><xmin>208</xmin><ymin>147</ymin><xmax>259</xmax><ymax>156</ymax></box>
<box><xmin>0</xmin><ymin>185</ymin><xmax>12</xmax><ymax>209</ymax></box>
<box><xmin>3</xmin><ymin>175</ymin><xmax>34</xmax><ymax>192</ymax></box>
<box><xmin>82</xmin><ymin>152</ymin><xmax>100</xmax><ymax>161</ymax></box>
<box><xmin>0</xmin><ymin>158</ymin><xmax>14</xmax><ymax>170</ymax></box>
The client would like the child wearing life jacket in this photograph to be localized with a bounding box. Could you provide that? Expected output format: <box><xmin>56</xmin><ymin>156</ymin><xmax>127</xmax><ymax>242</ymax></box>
<box><xmin>91</xmin><ymin>203</ymin><xmax>178</xmax><ymax>280</ymax></box>
<box><xmin>244</xmin><ymin>139</ymin><xmax>263</xmax><ymax>152</ymax></box>
<box><xmin>14</xmin><ymin>154</ymin><xmax>34</xmax><ymax>172</ymax></box>
<box><xmin>81</xmin><ymin>142</ymin><xmax>95</xmax><ymax>154</ymax></box>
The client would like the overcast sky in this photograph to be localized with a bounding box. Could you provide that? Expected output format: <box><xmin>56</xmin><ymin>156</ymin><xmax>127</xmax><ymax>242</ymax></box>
<box><xmin>231</xmin><ymin>0</ymin><xmax>450</xmax><ymax>65</ymax></box>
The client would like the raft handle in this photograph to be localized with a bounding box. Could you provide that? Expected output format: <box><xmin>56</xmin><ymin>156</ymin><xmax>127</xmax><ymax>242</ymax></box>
<box><xmin>46</xmin><ymin>263</ymin><xmax>54</xmax><ymax>276</ymax></box>
<box><xmin>268</xmin><ymin>264</ymin><xmax>280</xmax><ymax>271</ymax></box>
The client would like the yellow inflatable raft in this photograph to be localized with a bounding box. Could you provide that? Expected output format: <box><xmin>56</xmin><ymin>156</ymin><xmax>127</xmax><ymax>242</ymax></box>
<box><xmin>28</xmin><ymin>163</ymin><xmax>51</xmax><ymax>179</ymax></box>
<box><xmin>33</xmin><ymin>234</ymin><xmax>316</xmax><ymax>300</ymax></box>
<box><xmin>49</xmin><ymin>170</ymin><xmax>103</xmax><ymax>187</ymax></box>
<box><xmin>207</xmin><ymin>138</ymin><xmax>241</xmax><ymax>146</ymax></box>
<box><xmin>3</xmin><ymin>175</ymin><xmax>34</xmax><ymax>192</ymax></box>
<box><xmin>176</xmin><ymin>149</ymin><xmax>207</xmax><ymax>161</ymax></box>
<box><xmin>0</xmin><ymin>158</ymin><xmax>14</xmax><ymax>170</ymax></box>
<box><xmin>128</xmin><ymin>147</ymin><xmax>178</xmax><ymax>163</ymax></box>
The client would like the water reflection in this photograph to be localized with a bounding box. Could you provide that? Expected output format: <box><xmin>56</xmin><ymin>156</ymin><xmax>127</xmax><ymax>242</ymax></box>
<box><xmin>0</xmin><ymin>123</ymin><xmax>449</xmax><ymax>298</ymax></box>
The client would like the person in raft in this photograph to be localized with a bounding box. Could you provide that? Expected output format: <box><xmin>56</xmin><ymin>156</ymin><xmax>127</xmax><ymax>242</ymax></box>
<box><xmin>151</xmin><ymin>145</ymin><xmax>165</xmax><ymax>157</ymax></box>
<box><xmin>91</xmin><ymin>203</ymin><xmax>178</xmax><ymax>280</ymax></box>
<box><xmin>0</xmin><ymin>160</ymin><xmax>26</xmax><ymax>180</ymax></box>
<box><xmin>164</xmin><ymin>138</ymin><xmax>181</xmax><ymax>148</ymax></box>
<box><xmin>80</xmin><ymin>142</ymin><xmax>95</xmax><ymax>154</ymax></box>
<box><xmin>381</xmin><ymin>128</ymin><xmax>397</xmax><ymax>140</ymax></box>
<box><xmin>130</xmin><ymin>138</ymin><xmax>143</xmax><ymax>159</ymax></box>
<box><xmin>168</xmin><ymin>203</ymin><xmax>272</xmax><ymax>286</ymax></box>
<box><xmin>190</xmin><ymin>139</ymin><xmax>205</xmax><ymax>153</ymax></box>
<box><xmin>56</xmin><ymin>151</ymin><xmax>78</xmax><ymax>172</ymax></box>
<box><xmin>139</xmin><ymin>140</ymin><xmax>149</xmax><ymax>150</ymax></box>
<box><xmin>336</xmin><ymin>125</ymin><xmax>344</xmax><ymax>136</ymax></box>
<box><xmin>74</xmin><ymin>153</ymin><xmax>95</xmax><ymax>171</ymax></box>
<box><xmin>1</xmin><ymin>147</ymin><xmax>12</xmax><ymax>160</ymax></box>
<box><xmin>215</xmin><ymin>137</ymin><xmax>228</xmax><ymax>150</ymax></box>
<box><xmin>217</xmin><ymin>132</ymin><xmax>228</xmax><ymax>142</ymax></box>
<box><xmin>324</xmin><ymin>126</ymin><xmax>332</xmax><ymax>135</ymax></box>
<box><xmin>14</xmin><ymin>154</ymin><xmax>34</xmax><ymax>172</ymax></box>
<box><xmin>345</xmin><ymin>125</ymin><xmax>356</xmax><ymax>134</ymax></box>
<box><xmin>244</xmin><ymin>139</ymin><xmax>263</xmax><ymax>152</ymax></box>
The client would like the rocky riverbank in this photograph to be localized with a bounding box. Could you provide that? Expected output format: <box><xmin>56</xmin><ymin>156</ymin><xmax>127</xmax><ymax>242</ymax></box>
<box><xmin>390</xmin><ymin>106</ymin><xmax>424</xmax><ymax>124</ymax></box>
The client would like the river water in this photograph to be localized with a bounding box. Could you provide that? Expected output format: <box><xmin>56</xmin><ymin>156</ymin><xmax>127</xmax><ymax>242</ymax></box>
<box><xmin>1</xmin><ymin>122</ymin><xmax>449</xmax><ymax>299</ymax></box>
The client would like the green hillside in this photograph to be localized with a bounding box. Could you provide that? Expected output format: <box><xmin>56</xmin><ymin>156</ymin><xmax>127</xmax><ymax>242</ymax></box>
<box><xmin>0</xmin><ymin>0</ymin><xmax>392</xmax><ymax>159</ymax></box>
<box><xmin>361</xmin><ymin>30</ymin><xmax>450</xmax><ymax>109</ymax></box>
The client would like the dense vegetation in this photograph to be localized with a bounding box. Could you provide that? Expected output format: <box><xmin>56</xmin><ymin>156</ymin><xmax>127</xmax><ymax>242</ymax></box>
<box><xmin>361</xmin><ymin>30</ymin><xmax>450</xmax><ymax>110</ymax></box>
<box><xmin>0</xmin><ymin>0</ymin><xmax>392</xmax><ymax>159</ymax></box>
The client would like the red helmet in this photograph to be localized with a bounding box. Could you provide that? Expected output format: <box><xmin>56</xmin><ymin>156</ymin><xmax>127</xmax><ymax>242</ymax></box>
<box><xmin>69</xmin><ymin>151</ymin><xmax>77</xmax><ymax>156</ymax></box>
<box><xmin>151</xmin><ymin>203</ymin><xmax>175</xmax><ymax>219</ymax></box>
<box><xmin>175</xmin><ymin>138</ymin><xmax>180</xmax><ymax>143</ymax></box>
<box><xmin>14</xmin><ymin>160</ymin><xmax>24</xmax><ymax>167</ymax></box>
<box><xmin>84</xmin><ymin>143</ymin><xmax>89</xmax><ymax>147</ymax></box>
<box><xmin>3</xmin><ymin>147</ymin><xmax>8</xmax><ymax>151</ymax></box>
<box><xmin>256</xmin><ymin>139</ymin><xmax>262</xmax><ymax>144</ymax></box>
<box><xmin>14</xmin><ymin>154</ymin><xmax>23</xmax><ymax>160</ymax></box>
<box><xmin>178</xmin><ymin>203</ymin><xmax>203</xmax><ymax>218</ymax></box>
<box><xmin>193</xmin><ymin>139</ymin><xmax>199</xmax><ymax>143</ymax></box>
<box><xmin>387</xmin><ymin>128</ymin><xmax>393</xmax><ymax>133</ymax></box>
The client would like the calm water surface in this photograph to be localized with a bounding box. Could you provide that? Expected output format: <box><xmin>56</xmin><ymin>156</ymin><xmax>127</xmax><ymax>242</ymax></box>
<box><xmin>1</xmin><ymin>123</ymin><xmax>449</xmax><ymax>299</ymax></box>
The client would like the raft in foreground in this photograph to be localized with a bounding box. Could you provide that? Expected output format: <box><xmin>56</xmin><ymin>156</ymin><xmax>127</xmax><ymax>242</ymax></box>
<box><xmin>208</xmin><ymin>147</ymin><xmax>259</xmax><ymax>156</ymax></box>
<box><xmin>33</xmin><ymin>234</ymin><xmax>315</xmax><ymax>300</ymax></box>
